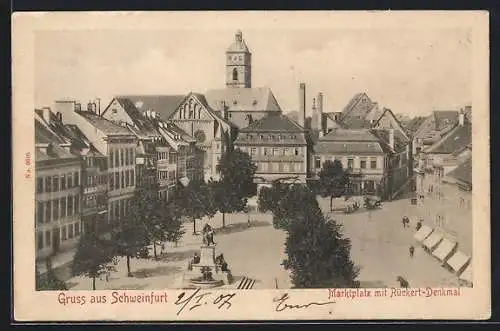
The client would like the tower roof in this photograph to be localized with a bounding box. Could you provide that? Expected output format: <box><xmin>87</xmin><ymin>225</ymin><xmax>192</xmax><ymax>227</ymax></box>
<box><xmin>227</xmin><ymin>30</ymin><xmax>250</xmax><ymax>53</ymax></box>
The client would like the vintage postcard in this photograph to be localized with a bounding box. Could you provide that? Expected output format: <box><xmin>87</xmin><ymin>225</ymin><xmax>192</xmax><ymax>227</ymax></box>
<box><xmin>12</xmin><ymin>11</ymin><xmax>490</xmax><ymax>321</ymax></box>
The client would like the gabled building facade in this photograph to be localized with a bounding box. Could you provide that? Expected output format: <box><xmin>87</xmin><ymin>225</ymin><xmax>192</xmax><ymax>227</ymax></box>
<box><xmin>234</xmin><ymin>113</ymin><xmax>309</xmax><ymax>186</ymax></box>
<box><xmin>53</xmin><ymin>100</ymin><xmax>137</xmax><ymax>230</ymax></box>
<box><xmin>35</xmin><ymin>109</ymin><xmax>83</xmax><ymax>260</ymax></box>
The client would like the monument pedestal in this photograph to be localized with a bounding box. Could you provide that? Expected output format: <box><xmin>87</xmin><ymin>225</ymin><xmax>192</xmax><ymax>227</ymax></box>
<box><xmin>182</xmin><ymin>244</ymin><xmax>233</xmax><ymax>289</ymax></box>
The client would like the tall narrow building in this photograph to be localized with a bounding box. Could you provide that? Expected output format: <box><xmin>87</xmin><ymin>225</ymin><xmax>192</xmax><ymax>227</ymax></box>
<box><xmin>226</xmin><ymin>30</ymin><xmax>252</xmax><ymax>88</ymax></box>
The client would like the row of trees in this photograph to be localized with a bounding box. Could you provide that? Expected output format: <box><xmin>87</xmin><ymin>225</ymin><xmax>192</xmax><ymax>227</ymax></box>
<box><xmin>45</xmin><ymin>149</ymin><xmax>257</xmax><ymax>290</ymax></box>
<box><xmin>258</xmin><ymin>161</ymin><xmax>359</xmax><ymax>288</ymax></box>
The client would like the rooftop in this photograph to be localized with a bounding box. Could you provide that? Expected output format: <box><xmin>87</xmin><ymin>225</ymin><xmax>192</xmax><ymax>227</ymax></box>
<box><xmin>239</xmin><ymin>113</ymin><xmax>304</xmax><ymax>133</ymax></box>
<box><xmin>77</xmin><ymin>111</ymin><xmax>134</xmax><ymax>136</ymax></box>
<box><xmin>424</xmin><ymin>123</ymin><xmax>472</xmax><ymax>154</ymax></box>
<box><xmin>446</xmin><ymin>157</ymin><xmax>472</xmax><ymax>186</ymax></box>
<box><xmin>119</xmin><ymin>95</ymin><xmax>186</xmax><ymax>122</ymax></box>
<box><xmin>204</xmin><ymin>87</ymin><xmax>281</xmax><ymax>112</ymax></box>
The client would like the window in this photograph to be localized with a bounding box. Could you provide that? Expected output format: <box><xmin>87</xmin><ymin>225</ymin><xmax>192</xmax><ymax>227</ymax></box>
<box><xmin>315</xmin><ymin>157</ymin><xmax>321</xmax><ymax>169</ymax></box>
<box><xmin>125</xmin><ymin>170</ymin><xmax>130</xmax><ymax>186</ymax></box>
<box><xmin>115</xmin><ymin>172</ymin><xmax>120</xmax><ymax>190</ymax></box>
<box><xmin>68</xmin><ymin>224</ymin><xmax>74</xmax><ymax>239</ymax></box>
<box><xmin>45</xmin><ymin>230</ymin><xmax>51</xmax><ymax>247</ymax></box>
<box><xmin>250</xmin><ymin>148</ymin><xmax>257</xmax><ymax>156</ymax></box>
<box><xmin>36</xmin><ymin>178</ymin><xmax>43</xmax><ymax>193</ymax></box>
<box><xmin>45</xmin><ymin>201</ymin><xmax>51</xmax><ymax>222</ymax></box>
<box><xmin>75</xmin><ymin>196</ymin><xmax>79</xmax><ymax>214</ymax></box>
<box><xmin>370</xmin><ymin>158</ymin><xmax>377</xmax><ymax>169</ymax></box>
<box><xmin>37</xmin><ymin>232</ymin><xmax>44</xmax><ymax>250</ymax></box>
<box><xmin>36</xmin><ymin>202</ymin><xmax>44</xmax><ymax>224</ymax></box>
<box><xmin>360</xmin><ymin>159</ymin><xmax>367</xmax><ymax>169</ymax></box>
<box><xmin>75</xmin><ymin>222</ymin><xmax>80</xmax><ymax>236</ymax></box>
<box><xmin>121</xmin><ymin>172</ymin><xmax>125</xmax><ymax>189</ymax></box>
<box><xmin>60</xmin><ymin>198</ymin><xmax>66</xmax><ymax>218</ymax></box>
<box><xmin>52</xmin><ymin>175</ymin><xmax>59</xmax><ymax>192</ymax></box>
<box><xmin>131</xmin><ymin>170</ymin><xmax>135</xmax><ymax>186</ymax></box>
<box><xmin>347</xmin><ymin>158</ymin><xmax>354</xmax><ymax>169</ymax></box>
<box><xmin>74</xmin><ymin>172</ymin><xmax>79</xmax><ymax>186</ymax></box>
<box><xmin>263</xmin><ymin>147</ymin><xmax>269</xmax><ymax>156</ymax></box>
<box><xmin>114</xmin><ymin>150</ymin><xmax>119</xmax><ymax>167</ymax></box>
<box><xmin>109</xmin><ymin>149</ymin><xmax>114</xmax><ymax>168</ymax></box>
<box><xmin>68</xmin><ymin>173</ymin><xmax>73</xmax><ymax>188</ymax></box>
<box><xmin>62</xmin><ymin>226</ymin><xmax>67</xmax><ymax>241</ymax></box>
<box><xmin>67</xmin><ymin>196</ymin><xmax>73</xmax><ymax>216</ymax></box>
<box><xmin>60</xmin><ymin>174</ymin><xmax>66</xmax><ymax>190</ymax></box>
<box><xmin>120</xmin><ymin>149</ymin><xmax>124</xmax><ymax>167</ymax></box>
<box><xmin>295</xmin><ymin>148</ymin><xmax>299</xmax><ymax>156</ymax></box>
<box><xmin>284</xmin><ymin>148</ymin><xmax>289</xmax><ymax>156</ymax></box>
<box><xmin>45</xmin><ymin>177</ymin><xmax>52</xmax><ymax>192</ymax></box>
<box><xmin>109</xmin><ymin>173</ymin><xmax>114</xmax><ymax>190</ymax></box>
<box><xmin>272</xmin><ymin>148</ymin><xmax>280</xmax><ymax>156</ymax></box>
<box><xmin>125</xmin><ymin>149</ymin><xmax>129</xmax><ymax>165</ymax></box>
<box><xmin>278</xmin><ymin>163</ymin><xmax>284</xmax><ymax>172</ymax></box>
<box><xmin>232</xmin><ymin>68</ymin><xmax>238</xmax><ymax>81</ymax></box>
<box><xmin>53</xmin><ymin>199</ymin><xmax>59</xmax><ymax>220</ymax></box>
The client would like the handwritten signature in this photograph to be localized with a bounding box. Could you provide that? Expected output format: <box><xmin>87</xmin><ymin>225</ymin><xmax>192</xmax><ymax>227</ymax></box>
<box><xmin>273</xmin><ymin>293</ymin><xmax>336</xmax><ymax>312</ymax></box>
<box><xmin>174</xmin><ymin>288</ymin><xmax>236</xmax><ymax>316</ymax></box>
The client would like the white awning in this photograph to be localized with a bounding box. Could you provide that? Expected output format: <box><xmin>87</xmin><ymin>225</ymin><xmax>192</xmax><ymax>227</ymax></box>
<box><xmin>459</xmin><ymin>264</ymin><xmax>473</xmax><ymax>285</ymax></box>
<box><xmin>413</xmin><ymin>225</ymin><xmax>433</xmax><ymax>243</ymax></box>
<box><xmin>422</xmin><ymin>231</ymin><xmax>443</xmax><ymax>251</ymax></box>
<box><xmin>446</xmin><ymin>250</ymin><xmax>471</xmax><ymax>274</ymax></box>
<box><xmin>432</xmin><ymin>238</ymin><xmax>457</xmax><ymax>262</ymax></box>
<box><xmin>179</xmin><ymin>176</ymin><xmax>190</xmax><ymax>187</ymax></box>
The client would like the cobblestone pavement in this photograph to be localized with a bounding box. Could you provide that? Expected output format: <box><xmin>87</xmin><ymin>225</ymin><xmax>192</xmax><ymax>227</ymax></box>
<box><xmin>60</xmin><ymin>196</ymin><xmax>462</xmax><ymax>290</ymax></box>
<box><xmin>317</xmin><ymin>196</ymin><xmax>461</xmax><ymax>288</ymax></box>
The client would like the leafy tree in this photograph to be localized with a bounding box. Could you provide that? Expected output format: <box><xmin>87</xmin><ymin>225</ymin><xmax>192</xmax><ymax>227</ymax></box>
<box><xmin>211</xmin><ymin>180</ymin><xmax>247</xmax><ymax>228</ymax></box>
<box><xmin>71</xmin><ymin>232</ymin><xmax>117</xmax><ymax>290</ymax></box>
<box><xmin>162</xmin><ymin>201</ymin><xmax>185</xmax><ymax>247</ymax></box>
<box><xmin>317</xmin><ymin>160</ymin><xmax>349</xmax><ymax>211</ymax></box>
<box><xmin>112</xmin><ymin>189</ymin><xmax>150</xmax><ymax>277</ymax></box>
<box><xmin>35</xmin><ymin>260</ymin><xmax>68</xmax><ymax>291</ymax></box>
<box><xmin>264</xmin><ymin>184</ymin><xmax>359</xmax><ymax>288</ymax></box>
<box><xmin>213</xmin><ymin>149</ymin><xmax>257</xmax><ymax>227</ymax></box>
<box><xmin>176</xmin><ymin>180</ymin><xmax>216</xmax><ymax>235</ymax></box>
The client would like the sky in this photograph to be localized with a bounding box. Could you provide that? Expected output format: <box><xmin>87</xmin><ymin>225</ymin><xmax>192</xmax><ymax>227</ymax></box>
<box><xmin>35</xmin><ymin>28</ymin><xmax>472</xmax><ymax>117</ymax></box>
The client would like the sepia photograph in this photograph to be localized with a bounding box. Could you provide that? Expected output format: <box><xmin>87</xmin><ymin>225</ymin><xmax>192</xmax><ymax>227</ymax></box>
<box><xmin>12</xmin><ymin>11</ymin><xmax>490</xmax><ymax>321</ymax></box>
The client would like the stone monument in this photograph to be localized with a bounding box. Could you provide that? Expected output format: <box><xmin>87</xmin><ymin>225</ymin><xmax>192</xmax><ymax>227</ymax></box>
<box><xmin>181</xmin><ymin>224</ymin><xmax>233</xmax><ymax>289</ymax></box>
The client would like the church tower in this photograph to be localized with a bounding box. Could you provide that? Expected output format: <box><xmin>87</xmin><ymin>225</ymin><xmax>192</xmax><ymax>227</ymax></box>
<box><xmin>226</xmin><ymin>30</ymin><xmax>252</xmax><ymax>88</ymax></box>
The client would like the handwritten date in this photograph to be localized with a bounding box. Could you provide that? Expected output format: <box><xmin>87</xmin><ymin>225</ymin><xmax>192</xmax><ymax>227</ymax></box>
<box><xmin>174</xmin><ymin>289</ymin><xmax>236</xmax><ymax>316</ymax></box>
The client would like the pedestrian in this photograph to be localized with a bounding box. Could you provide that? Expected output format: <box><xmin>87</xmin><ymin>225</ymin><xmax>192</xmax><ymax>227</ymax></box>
<box><xmin>409</xmin><ymin>245</ymin><xmax>415</xmax><ymax>258</ymax></box>
<box><xmin>416</xmin><ymin>220</ymin><xmax>422</xmax><ymax>231</ymax></box>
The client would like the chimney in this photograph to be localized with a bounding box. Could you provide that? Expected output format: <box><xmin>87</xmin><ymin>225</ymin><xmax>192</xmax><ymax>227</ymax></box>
<box><xmin>317</xmin><ymin>92</ymin><xmax>324</xmax><ymax>133</ymax></box>
<box><xmin>459</xmin><ymin>110</ymin><xmax>465</xmax><ymax>126</ymax></box>
<box><xmin>298</xmin><ymin>83</ymin><xmax>306</xmax><ymax>127</ymax></box>
<box><xmin>221</xmin><ymin>101</ymin><xmax>228</xmax><ymax>120</ymax></box>
<box><xmin>96</xmin><ymin>98</ymin><xmax>101</xmax><ymax>116</ymax></box>
<box><xmin>42</xmin><ymin>107</ymin><xmax>51</xmax><ymax>124</ymax></box>
<box><xmin>389</xmin><ymin>129</ymin><xmax>395</xmax><ymax>150</ymax></box>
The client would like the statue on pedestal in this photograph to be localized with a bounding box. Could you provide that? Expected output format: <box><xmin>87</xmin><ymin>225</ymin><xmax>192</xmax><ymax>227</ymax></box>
<box><xmin>202</xmin><ymin>223</ymin><xmax>216</xmax><ymax>246</ymax></box>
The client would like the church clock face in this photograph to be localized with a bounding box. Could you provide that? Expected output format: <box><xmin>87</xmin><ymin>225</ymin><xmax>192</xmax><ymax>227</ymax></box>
<box><xmin>194</xmin><ymin>130</ymin><xmax>206</xmax><ymax>143</ymax></box>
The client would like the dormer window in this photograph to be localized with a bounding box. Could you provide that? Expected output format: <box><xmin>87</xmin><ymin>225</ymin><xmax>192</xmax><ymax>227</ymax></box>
<box><xmin>233</xmin><ymin>100</ymin><xmax>238</xmax><ymax>105</ymax></box>
<box><xmin>252</xmin><ymin>100</ymin><xmax>258</xmax><ymax>106</ymax></box>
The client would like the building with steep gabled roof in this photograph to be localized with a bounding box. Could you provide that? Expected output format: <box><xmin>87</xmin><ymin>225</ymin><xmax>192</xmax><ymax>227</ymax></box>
<box><xmin>35</xmin><ymin>109</ymin><xmax>84</xmax><ymax>262</ymax></box>
<box><xmin>338</xmin><ymin>93</ymin><xmax>382</xmax><ymax>129</ymax></box>
<box><xmin>53</xmin><ymin>100</ymin><xmax>137</xmax><ymax>231</ymax></box>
